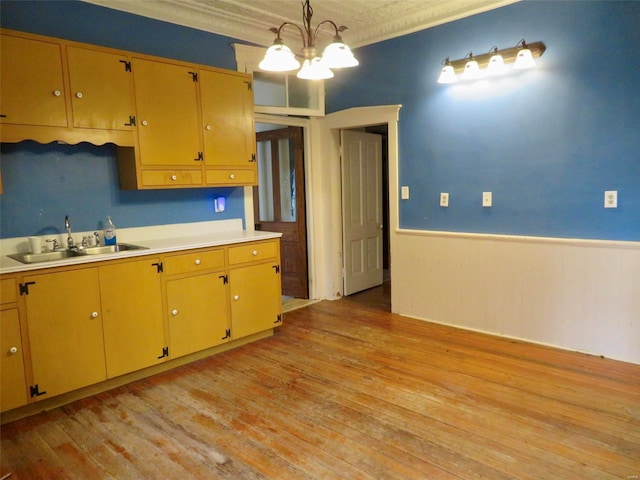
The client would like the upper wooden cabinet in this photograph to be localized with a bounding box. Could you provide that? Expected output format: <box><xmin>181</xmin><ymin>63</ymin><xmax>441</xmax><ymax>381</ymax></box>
<box><xmin>200</xmin><ymin>69</ymin><xmax>257</xmax><ymax>177</ymax></box>
<box><xmin>0</xmin><ymin>34</ymin><xmax>68</xmax><ymax>128</ymax></box>
<box><xmin>118</xmin><ymin>63</ymin><xmax>257</xmax><ymax>190</ymax></box>
<box><xmin>0</xmin><ymin>29</ymin><xmax>135</xmax><ymax>146</ymax></box>
<box><xmin>0</xmin><ymin>29</ymin><xmax>258</xmax><ymax>190</ymax></box>
<box><xmin>132</xmin><ymin>58</ymin><xmax>202</xmax><ymax>167</ymax></box>
<box><xmin>66</xmin><ymin>46</ymin><xmax>135</xmax><ymax>131</ymax></box>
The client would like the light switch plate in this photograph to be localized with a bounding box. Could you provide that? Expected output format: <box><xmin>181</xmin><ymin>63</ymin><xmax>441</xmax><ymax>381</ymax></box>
<box><xmin>440</xmin><ymin>192</ymin><xmax>449</xmax><ymax>207</ymax></box>
<box><xmin>401</xmin><ymin>186</ymin><xmax>410</xmax><ymax>200</ymax></box>
<box><xmin>604</xmin><ymin>190</ymin><xmax>618</xmax><ymax>208</ymax></box>
<box><xmin>482</xmin><ymin>192</ymin><xmax>492</xmax><ymax>207</ymax></box>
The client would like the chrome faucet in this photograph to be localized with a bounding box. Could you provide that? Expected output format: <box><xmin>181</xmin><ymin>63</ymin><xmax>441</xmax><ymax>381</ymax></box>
<box><xmin>65</xmin><ymin>215</ymin><xmax>74</xmax><ymax>249</ymax></box>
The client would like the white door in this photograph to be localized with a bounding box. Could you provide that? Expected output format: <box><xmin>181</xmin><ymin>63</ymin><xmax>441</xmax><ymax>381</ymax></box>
<box><xmin>341</xmin><ymin>130</ymin><xmax>383</xmax><ymax>295</ymax></box>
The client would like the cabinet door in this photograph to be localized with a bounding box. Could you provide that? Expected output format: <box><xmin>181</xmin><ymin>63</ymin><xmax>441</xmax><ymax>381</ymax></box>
<box><xmin>24</xmin><ymin>269</ymin><xmax>106</xmax><ymax>399</ymax></box>
<box><xmin>132</xmin><ymin>58</ymin><xmax>202</xmax><ymax>166</ymax></box>
<box><xmin>200</xmin><ymin>69</ymin><xmax>256</xmax><ymax>167</ymax></box>
<box><xmin>99</xmin><ymin>259</ymin><xmax>165</xmax><ymax>378</ymax></box>
<box><xmin>229</xmin><ymin>262</ymin><xmax>282</xmax><ymax>339</ymax></box>
<box><xmin>67</xmin><ymin>46</ymin><xmax>135</xmax><ymax>131</ymax></box>
<box><xmin>0</xmin><ymin>308</ymin><xmax>28</xmax><ymax>412</ymax></box>
<box><xmin>0</xmin><ymin>34</ymin><xmax>67</xmax><ymax>127</ymax></box>
<box><xmin>167</xmin><ymin>272</ymin><xmax>230</xmax><ymax>358</ymax></box>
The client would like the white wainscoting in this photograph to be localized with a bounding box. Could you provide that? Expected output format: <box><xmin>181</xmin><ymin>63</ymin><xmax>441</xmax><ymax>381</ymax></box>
<box><xmin>392</xmin><ymin>229</ymin><xmax>640</xmax><ymax>365</ymax></box>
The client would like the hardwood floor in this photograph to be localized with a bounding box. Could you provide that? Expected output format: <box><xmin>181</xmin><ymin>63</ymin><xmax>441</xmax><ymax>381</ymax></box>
<box><xmin>2</xmin><ymin>284</ymin><xmax>639</xmax><ymax>479</ymax></box>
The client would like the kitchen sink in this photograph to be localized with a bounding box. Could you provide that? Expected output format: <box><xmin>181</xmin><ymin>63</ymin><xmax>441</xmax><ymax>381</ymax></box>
<box><xmin>7</xmin><ymin>243</ymin><xmax>147</xmax><ymax>264</ymax></box>
<box><xmin>75</xmin><ymin>243</ymin><xmax>147</xmax><ymax>255</ymax></box>
<box><xmin>8</xmin><ymin>250</ymin><xmax>77</xmax><ymax>264</ymax></box>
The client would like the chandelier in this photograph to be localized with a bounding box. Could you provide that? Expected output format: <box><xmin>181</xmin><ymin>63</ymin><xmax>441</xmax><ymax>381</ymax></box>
<box><xmin>258</xmin><ymin>0</ymin><xmax>359</xmax><ymax>80</ymax></box>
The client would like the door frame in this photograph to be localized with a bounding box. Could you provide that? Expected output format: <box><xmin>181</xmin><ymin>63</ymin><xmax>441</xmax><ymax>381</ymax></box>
<box><xmin>244</xmin><ymin>113</ymin><xmax>316</xmax><ymax>298</ymax></box>
<box><xmin>313</xmin><ymin>105</ymin><xmax>401</xmax><ymax>301</ymax></box>
<box><xmin>244</xmin><ymin>105</ymin><xmax>401</xmax><ymax>303</ymax></box>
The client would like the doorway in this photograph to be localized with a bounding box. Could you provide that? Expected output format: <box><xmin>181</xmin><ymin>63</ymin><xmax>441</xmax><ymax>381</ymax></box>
<box><xmin>254</xmin><ymin>125</ymin><xmax>309</xmax><ymax>299</ymax></box>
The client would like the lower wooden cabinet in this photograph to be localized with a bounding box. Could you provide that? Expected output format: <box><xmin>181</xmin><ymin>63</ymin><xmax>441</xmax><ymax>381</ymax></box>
<box><xmin>166</xmin><ymin>272</ymin><xmax>230</xmax><ymax>358</ymax></box>
<box><xmin>23</xmin><ymin>268</ymin><xmax>107</xmax><ymax>399</ymax></box>
<box><xmin>99</xmin><ymin>258</ymin><xmax>166</xmax><ymax>378</ymax></box>
<box><xmin>0</xmin><ymin>307</ymin><xmax>28</xmax><ymax>412</ymax></box>
<box><xmin>230</xmin><ymin>261</ymin><xmax>282</xmax><ymax>340</ymax></box>
<box><xmin>0</xmin><ymin>237</ymin><xmax>281</xmax><ymax>415</ymax></box>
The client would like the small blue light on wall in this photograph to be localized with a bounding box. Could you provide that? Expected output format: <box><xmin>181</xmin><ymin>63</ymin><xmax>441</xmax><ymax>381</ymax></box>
<box><xmin>214</xmin><ymin>197</ymin><xmax>225</xmax><ymax>213</ymax></box>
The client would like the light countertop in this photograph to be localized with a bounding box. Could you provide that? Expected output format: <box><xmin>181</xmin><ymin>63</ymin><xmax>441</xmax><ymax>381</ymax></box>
<box><xmin>0</xmin><ymin>219</ymin><xmax>281</xmax><ymax>275</ymax></box>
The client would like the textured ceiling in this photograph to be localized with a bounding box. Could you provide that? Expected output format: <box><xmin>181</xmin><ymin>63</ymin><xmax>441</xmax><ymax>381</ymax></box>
<box><xmin>83</xmin><ymin>0</ymin><xmax>517</xmax><ymax>49</ymax></box>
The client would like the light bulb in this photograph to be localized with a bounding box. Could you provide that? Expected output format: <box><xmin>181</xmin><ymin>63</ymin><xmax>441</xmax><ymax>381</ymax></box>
<box><xmin>437</xmin><ymin>64</ymin><xmax>457</xmax><ymax>84</ymax></box>
<box><xmin>486</xmin><ymin>53</ymin><xmax>507</xmax><ymax>75</ymax></box>
<box><xmin>461</xmin><ymin>59</ymin><xmax>481</xmax><ymax>80</ymax></box>
<box><xmin>514</xmin><ymin>47</ymin><xmax>535</xmax><ymax>69</ymax></box>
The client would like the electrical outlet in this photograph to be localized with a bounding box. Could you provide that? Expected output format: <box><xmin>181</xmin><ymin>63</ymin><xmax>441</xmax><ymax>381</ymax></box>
<box><xmin>401</xmin><ymin>186</ymin><xmax>410</xmax><ymax>200</ymax></box>
<box><xmin>440</xmin><ymin>192</ymin><xmax>449</xmax><ymax>207</ymax></box>
<box><xmin>482</xmin><ymin>192</ymin><xmax>492</xmax><ymax>207</ymax></box>
<box><xmin>604</xmin><ymin>190</ymin><xmax>618</xmax><ymax>208</ymax></box>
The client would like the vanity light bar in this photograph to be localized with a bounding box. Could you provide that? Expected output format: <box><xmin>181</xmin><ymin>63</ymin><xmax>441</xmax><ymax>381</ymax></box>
<box><xmin>438</xmin><ymin>40</ymin><xmax>546</xmax><ymax>83</ymax></box>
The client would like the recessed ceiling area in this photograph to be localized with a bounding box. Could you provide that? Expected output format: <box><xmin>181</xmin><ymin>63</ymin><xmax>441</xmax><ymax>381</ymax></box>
<box><xmin>82</xmin><ymin>0</ymin><xmax>518</xmax><ymax>49</ymax></box>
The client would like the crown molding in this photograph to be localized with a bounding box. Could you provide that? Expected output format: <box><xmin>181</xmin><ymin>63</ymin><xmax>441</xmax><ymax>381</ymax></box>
<box><xmin>82</xmin><ymin>0</ymin><xmax>518</xmax><ymax>49</ymax></box>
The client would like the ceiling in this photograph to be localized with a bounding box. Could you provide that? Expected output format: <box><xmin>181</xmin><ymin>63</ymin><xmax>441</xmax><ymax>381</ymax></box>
<box><xmin>82</xmin><ymin>0</ymin><xmax>517</xmax><ymax>50</ymax></box>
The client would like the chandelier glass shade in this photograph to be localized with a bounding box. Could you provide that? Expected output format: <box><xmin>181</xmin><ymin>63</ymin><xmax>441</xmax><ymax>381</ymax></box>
<box><xmin>259</xmin><ymin>42</ymin><xmax>301</xmax><ymax>72</ymax></box>
<box><xmin>259</xmin><ymin>0</ymin><xmax>359</xmax><ymax>80</ymax></box>
<box><xmin>298</xmin><ymin>57</ymin><xmax>334</xmax><ymax>80</ymax></box>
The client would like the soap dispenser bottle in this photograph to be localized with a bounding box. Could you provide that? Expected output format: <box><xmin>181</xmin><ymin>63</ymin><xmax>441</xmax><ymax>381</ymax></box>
<box><xmin>104</xmin><ymin>216</ymin><xmax>117</xmax><ymax>245</ymax></box>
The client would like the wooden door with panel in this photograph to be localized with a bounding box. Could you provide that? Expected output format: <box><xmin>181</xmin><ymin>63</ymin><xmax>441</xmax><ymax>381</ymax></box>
<box><xmin>254</xmin><ymin>127</ymin><xmax>308</xmax><ymax>299</ymax></box>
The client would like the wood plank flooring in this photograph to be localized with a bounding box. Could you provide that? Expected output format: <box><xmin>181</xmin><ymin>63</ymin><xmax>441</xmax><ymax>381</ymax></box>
<box><xmin>2</xmin><ymin>283</ymin><xmax>639</xmax><ymax>479</ymax></box>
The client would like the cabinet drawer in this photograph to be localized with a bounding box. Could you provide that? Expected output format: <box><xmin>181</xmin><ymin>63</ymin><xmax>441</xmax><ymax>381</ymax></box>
<box><xmin>164</xmin><ymin>249</ymin><xmax>225</xmax><ymax>276</ymax></box>
<box><xmin>0</xmin><ymin>277</ymin><xmax>17</xmax><ymax>304</ymax></box>
<box><xmin>205</xmin><ymin>169</ymin><xmax>256</xmax><ymax>186</ymax></box>
<box><xmin>141</xmin><ymin>169</ymin><xmax>202</xmax><ymax>187</ymax></box>
<box><xmin>228</xmin><ymin>240</ymin><xmax>279</xmax><ymax>266</ymax></box>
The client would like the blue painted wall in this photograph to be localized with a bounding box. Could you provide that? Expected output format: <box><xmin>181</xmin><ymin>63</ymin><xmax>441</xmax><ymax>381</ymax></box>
<box><xmin>327</xmin><ymin>1</ymin><xmax>640</xmax><ymax>241</ymax></box>
<box><xmin>0</xmin><ymin>0</ymin><xmax>246</xmax><ymax>238</ymax></box>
